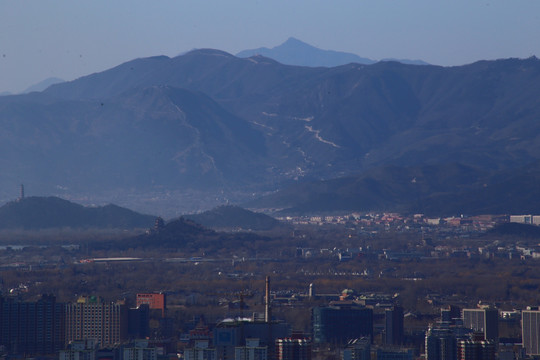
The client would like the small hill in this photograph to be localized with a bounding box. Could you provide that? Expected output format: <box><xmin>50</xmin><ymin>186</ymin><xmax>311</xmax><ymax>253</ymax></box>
<box><xmin>184</xmin><ymin>205</ymin><xmax>282</xmax><ymax>230</ymax></box>
<box><xmin>0</xmin><ymin>196</ymin><xmax>156</xmax><ymax>229</ymax></box>
<box><xmin>115</xmin><ymin>217</ymin><xmax>270</xmax><ymax>252</ymax></box>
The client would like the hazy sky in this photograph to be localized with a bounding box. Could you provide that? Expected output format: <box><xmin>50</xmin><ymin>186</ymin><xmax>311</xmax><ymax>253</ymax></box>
<box><xmin>1</xmin><ymin>1</ymin><xmax>539</xmax><ymax>93</ymax></box>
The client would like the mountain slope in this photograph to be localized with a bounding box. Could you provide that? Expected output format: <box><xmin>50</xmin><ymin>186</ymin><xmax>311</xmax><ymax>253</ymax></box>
<box><xmin>0</xmin><ymin>85</ymin><xmax>267</xmax><ymax>195</ymax></box>
<box><xmin>247</xmin><ymin>161</ymin><xmax>540</xmax><ymax>216</ymax></box>
<box><xmin>246</xmin><ymin>163</ymin><xmax>486</xmax><ymax>215</ymax></box>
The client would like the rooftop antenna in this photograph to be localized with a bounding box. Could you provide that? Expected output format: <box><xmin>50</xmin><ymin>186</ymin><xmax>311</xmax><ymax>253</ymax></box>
<box><xmin>19</xmin><ymin>184</ymin><xmax>24</xmax><ymax>201</ymax></box>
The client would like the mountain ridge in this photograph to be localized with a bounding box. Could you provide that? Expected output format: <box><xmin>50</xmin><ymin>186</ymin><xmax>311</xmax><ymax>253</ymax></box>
<box><xmin>1</xmin><ymin>51</ymin><xmax>540</xmax><ymax>215</ymax></box>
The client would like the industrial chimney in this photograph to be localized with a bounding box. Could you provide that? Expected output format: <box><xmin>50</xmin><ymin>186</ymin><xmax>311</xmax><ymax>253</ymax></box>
<box><xmin>265</xmin><ymin>276</ymin><xmax>271</xmax><ymax>323</ymax></box>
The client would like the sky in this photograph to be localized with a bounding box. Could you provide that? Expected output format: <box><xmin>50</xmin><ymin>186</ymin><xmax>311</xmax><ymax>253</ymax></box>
<box><xmin>1</xmin><ymin>1</ymin><xmax>539</xmax><ymax>94</ymax></box>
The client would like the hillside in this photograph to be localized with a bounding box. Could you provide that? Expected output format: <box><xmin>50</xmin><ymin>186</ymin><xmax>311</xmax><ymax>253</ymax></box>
<box><xmin>247</xmin><ymin>162</ymin><xmax>540</xmax><ymax>216</ymax></box>
<box><xmin>184</xmin><ymin>205</ymin><xmax>282</xmax><ymax>230</ymax></box>
<box><xmin>246</xmin><ymin>163</ymin><xmax>486</xmax><ymax>215</ymax></box>
<box><xmin>0</xmin><ymin>196</ymin><xmax>156</xmax><ymax>229</ymax></box>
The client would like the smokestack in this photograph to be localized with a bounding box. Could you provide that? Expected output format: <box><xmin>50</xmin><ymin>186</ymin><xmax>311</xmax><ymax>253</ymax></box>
<box><xmin>265</xmin><ymin>276</ymin><xmax>271</xmax><ymax>323</ymax></box>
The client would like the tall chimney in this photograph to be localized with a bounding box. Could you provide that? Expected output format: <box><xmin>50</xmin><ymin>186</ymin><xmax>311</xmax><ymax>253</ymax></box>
<box><xmin>265</xmin><ymin>276</ymin><xmax>271</xmax><ymax>322</ymax></box>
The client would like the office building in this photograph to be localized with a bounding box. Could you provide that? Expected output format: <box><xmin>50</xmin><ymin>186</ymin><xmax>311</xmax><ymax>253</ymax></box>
<box><xmin>123</xmin><ymin>339</ymin><xmax>158</xmax><ymax>360</ymax></box>
<box><xmin>0</xmin><ymin>294</ymin><xmax>64</xmax><ymax>355</ymax></box>
<box><xmin>441</xmin><ymin>306</ymin><xmax>461</xmax><ymax>325</ymax></box>
<box><xmin>312</xmin><ymin>305</ymin><xmax>373</xmax><ymax>344</ymax></box>
<box><xmin>376</xmin><ymin>348</ymin><xmax>413</xmax><ymax>360</ymax></box>
<box><xmin>136</xmin><ymin>293</ymin><xmax>166</xmax><ymax>317</ymax></box>
<box><xmin>342</xmin><ymin>338</ymin><xmax>370</xmax><ymax>360</ymax></box>
<box><xmin>214</xmin><ymin>319</ymin><xmax>289</xmax><ymax>360</ymax></box>
<box><xmin>128</xmin><ymin>304</ymin><xmax>150</xmax><ymax>339</ymax></box>
<box><xmin>235</xmin><ymin>338</ymin><xmax>268</xmax><ymax>360</ymax></box>
<box><xmin>462</xmin><ymin>307</ymin><xmax>498</xmax><ymax>342</ymax></box>
<box><xmin>65</xmin><ymin>296</ymin><xmax>128</xmax><ymax>347</ymax></box>
<box><xmin>385</xmin><ymin>306</ymin><xmax>404</xmax><ymax>345</ymax></box>
<box><xmin>457</xmin><ymin>333</ymin><xmax>495</xmax><ymax>360</ymax></box>
<box><xmin>59</xmin><ymin>339</ymin><xmax>97</xmax><ymax>360</ymax></box>
<box><xmin>276</xmin><ymin>336</ymin><xmax>312</xmax><ymax>360</ymax></box>
<box><xmin>522</xmin><ymin>307</ymin><xmax>540</xmax><ymax>356</ymax></box>
<box><xmin>425</xmin><ymin>325</ymin><xmax>457</xmax><ymax>360</ymax></box>
<box><xmin>185</xmin><ymin>340</ymin><xmax>217</xmax><ymax>360</ymax></box>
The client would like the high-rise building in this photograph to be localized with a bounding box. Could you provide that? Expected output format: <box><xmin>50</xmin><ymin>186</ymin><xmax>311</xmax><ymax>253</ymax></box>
<box><xmin>462</xmin><ymin>307</ymin><xmax>498</xmax><ymax>342</ymax></box>
<box><xmin>123</xmin><ymin>339</ymin><xmax>158</xmax><ymax>360</ymax></box>
<box><xmin>59</xmin><ymin>339</ymin><xmax>97</xmax><ymax>360</ymax></box>
<box><xmin>312</xmin><ymin>304</ymin><xmax>373</xmax><ymax>344</ymax></box>
<box><xmin>185</xmin><ymin>340</ymin><xmax>217</xmax><ymax>360</ymax></box>
<box><xmin>342</xmin><ymin>338</ymin><xmax>370</xmax><ymax>360</ymax></box>
<box><xmin>385</xmin><ymin>306</ymin><xmax>404</xmax><ymax>345</ymax></box>
<box><xmin>235</xmin><ymin>338</ymin><xmax>268</xmax><ymax>360</ymax></box>
<box><xmin>214</xmin><ymin>320</ymin><xmax>290</xmax><ymax>360</ymax></box>
<box><xmin>376</xmin><ymin>348</ymin><xmax>413</xmax><ymax>360</ymax></box>
<box><xmin>0</xmin><ymin>294</ymin><xmax>64</xmax><ymax>355</ymax></box>
<box><xmin>128</xmin><ymin>304</ymin><xmax>150</xmax><ymax>339</ymax></box>
<box><xmin>457</xmin><ymin>333</ymin><xmax>495</xmax><ymax>360</ymax></box>
<box><xmin>65</xmin><ymin>296</ymin><xmax>127</xmax><ymax>347</ymax></box>
<box><xmin>136</xmin><ymin>293</ymin><xmax>166</xmax><ymax>317</ymax></box>
<box><xmin>425</xmin><ymin>325</ymin><xmax>457</xmax><ymax>360</ymax></box>
<box><xmin>441</xmin><ymin>306</ymin><xmax>461</xmax><ymax>325</ymax></box>
<box><xmin>276</xmin><ymin>336</ymin><xmax>312</xmax><ymax>360</ymax></box>
<box><xmin>522</xmin><ymin>307</ymin><xmax>540</xmax><ymax>356</ymax></box>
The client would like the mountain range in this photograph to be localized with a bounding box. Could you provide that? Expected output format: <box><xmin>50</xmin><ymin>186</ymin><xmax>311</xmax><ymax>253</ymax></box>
<box><xmin>0</xmin><ymin>46</ymin><xmax>540</xmax><ymax>215</ymax></box>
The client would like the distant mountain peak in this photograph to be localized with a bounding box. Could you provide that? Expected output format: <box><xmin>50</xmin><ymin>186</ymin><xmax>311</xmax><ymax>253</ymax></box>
<box><xmin>237</xmin><ymin>38</ymin><xmax>375</xmax><ymax>67</ymax></box>
<box><xmin>282</xmin><ymin>37</ymin><xmax>310</xmax><ymax>46</ymax></box>
<box><xmin>22</xmin><ymin>77</ymin><xmax>64</xmax><ymax>94</ymax></box>
<box><xmin>183</xmin><ymin>48</ymin><xmax>235</xmax><ymax>58</ymax></box>
<box><xmin>237</xmin><ymin>38</ymin><xmax>430</xmax><ymax>67</ymax></box>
